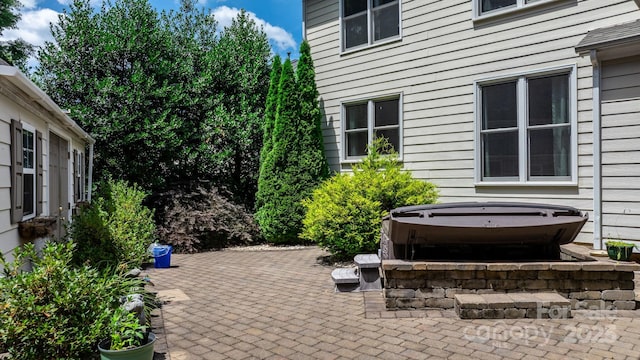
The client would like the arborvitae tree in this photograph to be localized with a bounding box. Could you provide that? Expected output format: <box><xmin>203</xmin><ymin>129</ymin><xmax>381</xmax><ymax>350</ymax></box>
<box><xmin>255</xmin><ymin>55</ymin><xmax>281</xmax><ymax>211</ymax></box>
<box><xmin>256</xmin><ymin>43</ymin><xmax>329</xmax><ymax>244</ymax></box>
<box><xmin>296</xmin><ymin>40</ymin><xmax>329</xmax><ymax>183</ymax></box>
<box><xmin>255</xmin><ymin>58</ymin><xmax>302</xmax><ymax>243</ymax></box>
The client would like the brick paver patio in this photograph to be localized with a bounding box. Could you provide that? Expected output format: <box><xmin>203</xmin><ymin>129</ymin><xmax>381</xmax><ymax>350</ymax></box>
<box><xmin>147</xmin><ymin>247</ymin><xmax>640</xmax><ymax>359</ymax></box>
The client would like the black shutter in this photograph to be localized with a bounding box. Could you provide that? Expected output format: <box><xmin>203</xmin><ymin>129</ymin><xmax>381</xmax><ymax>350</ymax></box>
<box><xmin>80</xmin><ymin>151</ymin><xmax>86</xmax><ymax>201</ymax></box>
<box><xmin>36</xmin><ymin>130</ymin><xmax>43</xmax><ymax>216</ymax></box>
<box><xmin>10</xmin><ymin>119</ymin><xmax>23</xmax><ymax>223</ymax></box>
<box><xmin>73</xmin><ymin>149</ymin><xmax>79</xmax><ymax>202</ymax></box>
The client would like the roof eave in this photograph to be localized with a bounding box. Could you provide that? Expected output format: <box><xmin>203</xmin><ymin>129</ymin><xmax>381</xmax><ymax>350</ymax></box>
<box><xmin>0</xmin><ymin>65</ymin><xmax>95</xmax><ymax>144</ymax></box>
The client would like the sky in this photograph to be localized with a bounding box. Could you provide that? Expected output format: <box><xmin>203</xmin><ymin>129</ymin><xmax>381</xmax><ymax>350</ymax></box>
<box><xmin>1</xmin><ymin>0</ymin><xmax>303</xmax><ymax>65</ymax></box>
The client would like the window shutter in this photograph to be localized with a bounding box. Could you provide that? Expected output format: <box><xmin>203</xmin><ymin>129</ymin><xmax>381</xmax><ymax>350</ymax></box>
<box><xmin>10</xmin><ymin>119</ymin><xmax>23</xmax><ymax>223</ymax></box>
<box><xmin>36</xmin><ymin>130</ymin><xmax>43</xmax><ymax>216</ymax></box>
<box><xmin>80</xmin><ymin>151</ymin><xmax>86</xmax><ymax>201</ymax></box>
<box><xmin>73</xmin><ymin>149</ymin><xmax>79</xmax><ymax>202</ymax></box>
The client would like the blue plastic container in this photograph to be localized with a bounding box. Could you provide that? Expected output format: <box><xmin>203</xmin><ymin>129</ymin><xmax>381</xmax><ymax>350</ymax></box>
<box><xmin>153</xmin><ymin>245</ymin><xmax>172</xmax><ymax>268</ymax></box>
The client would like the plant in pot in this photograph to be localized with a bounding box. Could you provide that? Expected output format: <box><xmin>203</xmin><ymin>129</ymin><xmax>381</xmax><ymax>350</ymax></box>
<box><xmin>98</xmin><ymin>307</ymin><xmax>156</xmax><ymax>360</ymax></box>
<box><xmin>605</xmin><ymin>240</ymin><xmax>637</xmax><ymax>261</ymax></box>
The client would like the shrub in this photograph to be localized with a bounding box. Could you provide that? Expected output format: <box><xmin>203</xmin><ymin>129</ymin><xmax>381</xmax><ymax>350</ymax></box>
<box><xmin>0</xmin><ymin>241</ymin><xmax>146</xmax><ymax>359</ymax></box>
<box><xmin>150</xmin><ymin>184</ymin><xmax>262</xmax><ymax>253</ymax></box>
<box><xmin>71</xmin><ymin>179</ymin><xmax>156</xmax><ymax>269</ymax></box>
<box><xmin>302</xmin><ymin>139</ymin><xmax>438</xmax><ymax>259</ymax></box>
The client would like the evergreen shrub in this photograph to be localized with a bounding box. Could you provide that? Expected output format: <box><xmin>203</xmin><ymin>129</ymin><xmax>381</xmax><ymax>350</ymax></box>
<box><xmin>301</xmin><ymin>139</ymin><xmax>438</xmax><ymax>259</ymax></box>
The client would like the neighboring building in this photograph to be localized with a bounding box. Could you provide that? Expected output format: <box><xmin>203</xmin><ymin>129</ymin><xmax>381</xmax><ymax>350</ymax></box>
<box><xmin>0</xmin><ymin>60</ymin><xmax>94</xmax><ymax>263</ymax></box>
<box><xmin>302</xmin><ymin>0</ymin><xmax>640</xmax><ymax>249</ymax></box>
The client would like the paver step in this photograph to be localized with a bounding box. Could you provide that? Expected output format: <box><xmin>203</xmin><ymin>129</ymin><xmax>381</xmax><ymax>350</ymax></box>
<box><xmin>354</xmin><ymin>254</ymin><xmax>381</xmax><ymax>269</ymax></box>
<box><xmin>455</xmin><ymin>292</ymin><xmax>571</xmax><ymax>319</ymax></box>
<box><xmin>331</xmin><ymin>267</ymin><xmax>359</xmax><ymax>284</ymax></box>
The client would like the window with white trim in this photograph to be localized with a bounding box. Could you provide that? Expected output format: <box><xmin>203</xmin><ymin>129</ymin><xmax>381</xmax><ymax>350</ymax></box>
<box><xmin>22</xmin><ymin>124</ymin><xmax>36</xmax><ymax>219</ymax></box>
<box><xmin>477</xmin><ymin>69</ymin><xmax>575</xmax><ymax>183</ymax></box>
<box><xmin>475</xmin><ymin>0</ymin><xmax>555</xmax><ymax>18</ymax></box>
<box><xmin>341</xmin><ymin>0</ymin><xmax>400</xmax><ymax>51</ymax></box>
<box><xmin>343</xmin><ymin>96</ymin><xmax>401</xmax><ymax>160</ymax></box>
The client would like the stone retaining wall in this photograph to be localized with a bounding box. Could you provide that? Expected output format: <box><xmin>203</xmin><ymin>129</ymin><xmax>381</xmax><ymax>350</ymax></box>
<box><xmin>382</xmin><ymin>260</ymin><xmax>639</xmax><ymax>310</ymax></box>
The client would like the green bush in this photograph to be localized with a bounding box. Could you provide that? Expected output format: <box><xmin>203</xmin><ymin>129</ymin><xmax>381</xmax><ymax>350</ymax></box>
<box><xmin>71</xmin><ymin>179</ymin><xmax>156</xmax><ymax>269</ymax></box>
<box><xmin>0</xmin><ymin>241</ymin><xmax>146</xmax><ymax>359</ymax></box>
<box><xmin>302</xmin><ymin>140</ymin><xmax>438</xmax><ymax>259</ymax></box>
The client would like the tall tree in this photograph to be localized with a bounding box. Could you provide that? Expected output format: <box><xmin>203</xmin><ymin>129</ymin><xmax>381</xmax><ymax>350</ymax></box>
<box><xmin>256</xmin><ymin>42</ymin><xmax>330</xmax><ymax>244</ymax></box>
<box><xmin>0</xmin><ymin>0</ymin><xmax>33</xmax><ymax>68</ymax></box>
<box><xmin>208</xmin><ymin>9</ymin><xmax>271</xmax><ymax>206</ymax></box>
<box><xmin>296</xmin><ymin>40</ymin><xmax>329</xmax><ymax>183</ymax></box>
<box><xmin>255</xmin><ymin>58</ymin><xmax>301</xmax><ymax>243</ymax></box>
<box><xmin>37</xmin><ymin>0</ymin><xmax>180</xmax><ymax>190</ymax></box>
<box><xmin>255</xmin><ymin>54</ymin><xmax>281</xmax><ymax>211</ymax></box>
<box><xmin>37</xmin><ymin>0</ymin><xmax>271</xmax><ymax>207</ymax></box>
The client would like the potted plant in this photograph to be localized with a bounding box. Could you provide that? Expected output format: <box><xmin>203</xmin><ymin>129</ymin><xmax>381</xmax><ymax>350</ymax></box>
<box><xmin>98</xmin><ymin>308</ymin><xmax>156</xmax><ymax>360</ymax></box>
<box><xmin>605</xmin><ymin>240</ymin><xmax>636</xmax><ymax>261</ymax></box>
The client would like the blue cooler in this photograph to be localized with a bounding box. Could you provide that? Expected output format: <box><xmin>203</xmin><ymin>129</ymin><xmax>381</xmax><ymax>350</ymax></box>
<box><xmin>152</xmin><ymin>245</ymin><xmax>172</xmax><ymax>268</ymax></box>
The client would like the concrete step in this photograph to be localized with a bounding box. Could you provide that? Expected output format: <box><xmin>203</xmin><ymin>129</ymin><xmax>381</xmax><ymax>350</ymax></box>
<box><xmin>455</xmin><ymin>292</ymin><xmax>571</xmax><ymax>319</ymax></box>
<box><xmin>354</xmin><ymin>254</ymin><xmax>381</xmax><ymax>269</ymax></box>
<box><xmin>355</xmin><ymin>254</ymin><xmax>382</xmax><ymax>291</ymax></box>
<box><xmin>331</xmin><ymin>267</ymin><xmax>360</xmax><ymax>293</ymax></box>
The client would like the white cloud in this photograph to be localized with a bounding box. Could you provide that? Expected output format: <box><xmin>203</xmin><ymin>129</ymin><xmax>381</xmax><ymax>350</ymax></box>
<box><xmin>0</xmin><ymin>8</ymin><xmax>59</xmax><ymax>47</ymax></box>
<box><xmin>57</xmin><ymin>0</ymin><xmax>101</xmax><ymax>6</ymax></box>
<box><xmin>20</xmin><ymin>0</ymin><xmax>38</xmax><ymax>9</ymax></box>
<box><xmin>212</xmin><ymin>6</ymin><xmax>296</xmax><ymax>53</ymax></box>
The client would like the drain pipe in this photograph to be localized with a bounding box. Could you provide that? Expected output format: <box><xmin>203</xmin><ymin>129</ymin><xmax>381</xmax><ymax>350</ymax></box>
<box><xmin>590</xmin><ymin>49</ymin><xmax>603</xmax><ymax>250</ymax></box>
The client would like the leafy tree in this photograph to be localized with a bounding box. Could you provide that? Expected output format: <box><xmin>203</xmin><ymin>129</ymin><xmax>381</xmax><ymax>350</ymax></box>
<box><xmin>0</xmin><ymin>0</ymin><xmax>33</xmax><ymax>69</ymax></box>
<box><xmin>206</xmin><ymin>9</ymin><xmax>271</xmax><ymax>206</ymax></box>
<box><xmin>36</xmin><ymin>0</ymin><xmax>271</xmax><ymax>208</ymax></box>
<box><xmin>37</xmin><ymin>0</ymin><xmax>180</xmax><ymax>190</ymax></box>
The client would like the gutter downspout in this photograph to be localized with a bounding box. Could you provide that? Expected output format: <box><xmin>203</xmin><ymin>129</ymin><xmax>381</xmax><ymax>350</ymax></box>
<box><xmin>302</xmin><ymin>0</ymin><xmax>307</xmax><ymax>41</ymax></box>
<box><xmin>87</xmin><ymin>142</ymin><xmax>94</xmax><ymax>202</ymax></box>
<box><xmin>590</xmin><ymin>49</ymin><xmax>603</xmax><ymax>250</ymax></box>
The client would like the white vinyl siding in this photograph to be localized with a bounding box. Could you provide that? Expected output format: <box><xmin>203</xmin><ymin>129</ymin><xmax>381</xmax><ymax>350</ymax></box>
<box><xmin>601</xmin><ymin>56</ymin><xmax>640</xmax><ymax>243</ymax></box>
<box><xmin>305</xmin><ymin>0</ymin><xmax>640</xmax><ymax>244</ymax></box>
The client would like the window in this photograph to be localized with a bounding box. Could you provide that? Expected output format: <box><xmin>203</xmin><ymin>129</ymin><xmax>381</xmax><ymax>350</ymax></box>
<box><xmin>343</xmin><ymin>96</ymin><xmax>401</xmax><ymax>160</ymax></box>
<box><xmin>475</xmin><ymin>0</ymin><xmax>554</xmax><ymax>18</ymax></box>
<box><xmin>22</xmin><ymin>124</ymin><xmax>36</xmax><ymax>219</ymax></box>
<box><xmin>10</xmin><ymin>119</ymin><xmax>43</xmax><ymax>223</ymax></box>
<box><xmin>476</xmin><ymin>69</ymin><xmax>575</xmax><ymax>183</ymax></box>
<box><xmin>342</xmin><ymin>0</ymin><xmax>400</xmax><ymax>51</ymax></box>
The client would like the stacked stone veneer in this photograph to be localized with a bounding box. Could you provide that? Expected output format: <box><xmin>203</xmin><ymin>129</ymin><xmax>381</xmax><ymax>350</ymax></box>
<box><xmin>382</xmin><ymin>260</ymin><xmax>640</xmax><ymax>311</ymax></box>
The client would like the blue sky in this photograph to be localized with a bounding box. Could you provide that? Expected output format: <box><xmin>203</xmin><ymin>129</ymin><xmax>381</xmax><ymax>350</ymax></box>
<box><xmin>2</xmin><ymin>0</ymin><xmax>303</xmax><ymax>60</ymax></box>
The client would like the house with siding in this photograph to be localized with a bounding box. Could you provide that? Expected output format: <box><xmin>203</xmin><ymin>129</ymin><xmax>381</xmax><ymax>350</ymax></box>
<box><xmin>302</xmin><ymin>0</ymin><xmax>640</xmax><ymax>250</ymax></box>
<box><xmin>0</xmin><ymin>60</ymin><xmax>94</xmax><ymax>264</ymax></box>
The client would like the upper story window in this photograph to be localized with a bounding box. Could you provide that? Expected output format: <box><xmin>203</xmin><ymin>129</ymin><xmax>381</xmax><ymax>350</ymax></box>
<box><xmin>343</xmin><ymin>95</ymin><xmax>402</xmax><ymax>161</ymax></box>
<box><xmin>22</xmin><ymin>124</ymin><xmax>36</xmax><ymax>219</ymax></box>
<box><xmin>476</xmin><ymin>67</ymin><xmax>576</xmax><ymax>184</ymax></box>
<box><xmin>475</xmin><ymin>0</ymin><xmax>558</xmax><ymax>19</ymax></box>
<box><xmin>342</xmin><ymin>0</ymin><xmax>400</xmax><ymax>51</ymax></box>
